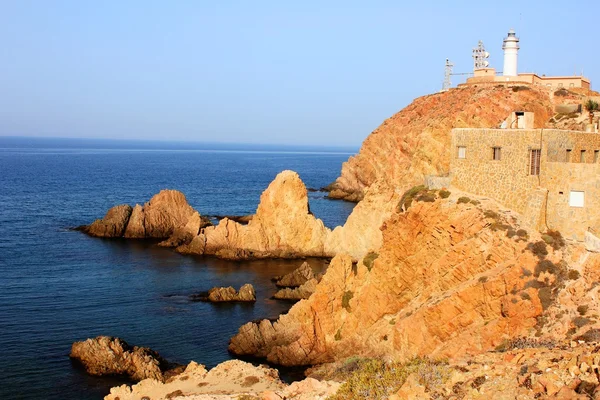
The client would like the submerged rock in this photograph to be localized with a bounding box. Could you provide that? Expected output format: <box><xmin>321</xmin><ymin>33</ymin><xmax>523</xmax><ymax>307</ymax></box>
<box><xmin>273</xmin><ymin>261</ymin><xmax>315</xmax><ymax>288</ymax></box>
<box><xmin>191</xmin><ymin>284</ymin><xmax>256</xmax><ymax>302</ymax></box>
<box><xmin>70</xmin><ymin>336</ymin><xmax>177</xmax><ymax>382</ymax></box>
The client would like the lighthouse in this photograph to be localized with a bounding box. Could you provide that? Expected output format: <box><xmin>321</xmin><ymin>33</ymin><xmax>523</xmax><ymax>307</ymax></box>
<box><xmin>502</xmin><ymin>29</ymin><xmax>520</xmax><ymax>76</ymax></box>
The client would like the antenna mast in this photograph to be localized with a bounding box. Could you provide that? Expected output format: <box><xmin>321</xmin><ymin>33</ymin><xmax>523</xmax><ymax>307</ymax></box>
<box><xmin>472</xmin><ymin>40</ymin><xmax>490</xmax><ymax>70</ymax></box>
<box><xmin>442</xmin><ymin>58</ymin><xmax>454</xmax><ymax>91</ymax></box>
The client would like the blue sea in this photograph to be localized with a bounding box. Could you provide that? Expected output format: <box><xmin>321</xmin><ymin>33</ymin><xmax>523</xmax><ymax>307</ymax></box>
<box><xmin>0</xmin><ymin>137</ymin><xmax>356</xmax><ymax>400</ymax></box>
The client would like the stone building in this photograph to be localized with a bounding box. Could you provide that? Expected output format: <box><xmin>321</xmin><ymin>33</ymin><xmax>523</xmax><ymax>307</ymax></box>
<box><xmin>449</xmin><ymin>118</ymin><xmax>600</xmax><ymax>241</ymax></box>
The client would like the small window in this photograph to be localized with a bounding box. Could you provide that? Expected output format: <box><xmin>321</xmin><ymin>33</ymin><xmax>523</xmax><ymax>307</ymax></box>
<box><xmin>566</xmin><ymin>149</ymin><xmax>572</xmax><ymax>162</ymax></box>
<box><xmin>569</xmin><ymin>191</ymin><xmax>585</xmax><ymax>207</ymax></box>
<box><xmin>581</xmin><ymin>150</ymin><xmax>586</xmax><ymax>163</ymax></box>
<box><xmin>558</xmin><ymin>83</ymin><xmax>564</xmax><ymax>88</ymax></box>
<box><xmin>570</xmin><ymin>83</ymin><xmax>575</xmax><ymax>88</ymax></box>
<box><xmin>457</xmin><ymin>146</ymin><xmax>466</xmax><ymax>159</ymax></box>
<box><xmin>530</xmin><ymin>149</ymin><xmax>541</xmax><ymax>175</ymax></box>
<box><xmin>595</xmin><ymin>150</ymin><xmax>599</xmax><ymax>163</ymax></box>
<box><xmin>492</xmin><ymin>147</ymin><xmax>501</xmax><ymax>160</ymax></box>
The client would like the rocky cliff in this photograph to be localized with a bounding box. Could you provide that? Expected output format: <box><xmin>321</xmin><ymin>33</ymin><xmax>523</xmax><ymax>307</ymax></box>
<box><xmin>229</xmin><ymin>189</ymin><xmax>597</xmax><ymax>366</ymax></box>
<box><xmin>327</xmin><ymin>84</ymin><xmax>559</xmax><ymax>202</ymax></box>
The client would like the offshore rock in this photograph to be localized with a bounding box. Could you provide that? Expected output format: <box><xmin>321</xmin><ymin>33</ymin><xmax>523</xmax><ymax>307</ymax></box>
<box><xmin>273</xmin><ymin>278</ymin><xmax>318</xmax><ymax>301</ymax></box>
<box><xmin>158</xmin><ymin>211</ymin><xmax>211</xmax><ymax>247</ymax></box>
<box><xmin>84</xmin><ymin>190</ymin><xmax>198</xmax><ymax>240</ymax></box>
<box><xmin>70</xmin><ymin>336</ymin><xmax>175</xmax><ymax>382</ymax></box>
<box><xmin>327</xmin><ymin>84</ymin><xmax>557</xmax><ymax>201</ymax></box>
<box><xmin>273</xmin><ymin>261</ymin><xmax>315</xmax><ymax>287</ymax></box>
<box><xmin>86</xmin><ymin>204</ymin><xmax>132</xmax><ymax>238</ymax></box>
<box><xmin>229</xmin><ymin>193</ymin><xmax>580</xmax><ymax>366</ymax></box>
<box><xmin>179</xmin><ymin>171</ymin><xmax>331</xmax><ymax>259</ymax></box>
<box><xmin>191</xmin><ymin>284</ymin><xmax>256</xmax><ymax>302</ymax></box>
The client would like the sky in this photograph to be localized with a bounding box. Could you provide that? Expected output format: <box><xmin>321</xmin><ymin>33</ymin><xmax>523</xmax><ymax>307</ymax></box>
<box><xmin>0</xmin><ymin>1</ymin><xmax>598</xmax><ymax>147</ymax></box>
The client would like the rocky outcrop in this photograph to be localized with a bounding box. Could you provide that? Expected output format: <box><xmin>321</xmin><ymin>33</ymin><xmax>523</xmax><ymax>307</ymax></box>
<box><xmin>83</xmin><ymin>190</ymin><xmax>202</xmax><ymax>240</ymax></box>
<box><xmin>273</xmin><ymin>278</ymin><xmax>318</xmax><ymax>300</ymax></box>
<box><xmin>191</xmin><ymin>284</ymin><xmax>256</xmax><ymax>302</ymax></box>
<box><xmin>86</xmin><ymin>204</ymin><xmax>132</xmax><ymax>237</ymax></box>
<box><xmin>175</xmin><ymin>171</ymin><xmax>398</xmax><ymax>261</ymax></box>
<box><xmin>70</xmin><ymin>336</ymin><xmax>176</xmax><ymax>382</ymax></box>
<box><xmin>106</xmin><ymin>359</ymin><xmax>340</xmax><ymax>400</ymax></box>
<box><xmin>178</xmin><ymin>171</ymin><xmax>331</xmax><ymax>259</ymax></box>
<box><xmin>84</xmin><ymin>170</ymin><xmax>396</xmax><ymax>262</ymax></box>
<box><xmin>327</xmin><ymin>84</ymin><xmax>558</xmax><ymax>201</ymax></box>
<box><xmin>228</xmin><ymin>191</ymin><xmax>587</xmax><ymax>366</ymax></box>
<box><xmin>273</xmin><ymin>261</ymin><xmax>314</xmax><ymax>287</ymax></box>
<box><xmin>209</xmin><ymin>284</ymin><xmax>256</xmax><ymax>302</ymax></box>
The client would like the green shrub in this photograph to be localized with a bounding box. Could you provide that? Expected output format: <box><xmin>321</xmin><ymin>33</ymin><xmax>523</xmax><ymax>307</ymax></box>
<box><xmin>573</xmin><ymin>317</ymin><xmax>592</xmax><ymax>328</ymax></box>
<box><xmin>516</xmin><ymin>229</ymin><xmax>528</xmax><ymax>238</ymax></box>
<box><xmin>484</xmin><ymin>210</ymin><xmax>499</xmax><ymax>219</ymax></box>
<box><xmin>335</xmin><ymin>329</ymin><xmax>342</xmax><ymax>341</ymax></box>
<box><xmin>342</xmin><ymin>291</ymin><xmax>354</xmax><ymax>311</ymax></box>
<box><xmin>329</xmin><ymin>358</ymin><xmax>450</xmax><ymax>400</ymax></box>
<box><xmin>568</xmin><ymin>270</ymin><xmax>581</xmax><ymax>280</ymax></box>
<box><xmin>526</xmin><ymin>241</ymin><xmax>548</xmax><ymax>258</ymax></box>
<box><xmin>398</xmin><ymin>185</ymin><xmax>426</xmax><ymax>212</ymax></box>
<box><xmin>577</xmin><ymin>305</ymin><xmax>589</xmax><ymax>315</ymax></box>
<box><xmin>363</xmin><ymin>252</ymin><xmax>379</xmax><ymax>272</ymax></box>
<box><xmin>439</xmin><ymin>190</ymin><xmax>451</xmax><ymax>199</ymax></box>
<box><xmin>457</xmin><ymin>196</ymin><xmax>471</xmax><ymax>204</ymax></box>
<box><xmin>415</xmin><ymin>192</ymin><xmax>436</xmax><ymax>203</ymax></box>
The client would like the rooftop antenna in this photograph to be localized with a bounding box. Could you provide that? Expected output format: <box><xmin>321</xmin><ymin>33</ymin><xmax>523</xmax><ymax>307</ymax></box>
<box><xmin>442</xmin><ymin>58</ymin><xmax>454</xmax><ymax>91</ymax></box>
<box><xmin>472</xmin><ymin>40</ymin><xmax>490</xmax><ymax>70</ymax></box>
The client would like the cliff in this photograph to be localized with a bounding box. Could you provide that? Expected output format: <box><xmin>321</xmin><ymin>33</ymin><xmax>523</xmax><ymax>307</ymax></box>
<box><xmin>229</xmin><ymin>189</ymin><xmax>600</xmax><ymax>366</ymax></box>
<box><xmin>327</xmin><ymin>84</ymin><xmax>559</xmax><ymax>201</ymax></box>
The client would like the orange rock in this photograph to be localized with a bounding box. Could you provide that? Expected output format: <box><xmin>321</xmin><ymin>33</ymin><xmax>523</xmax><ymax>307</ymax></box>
<box><xmin>326</xmin><ymin>84</ymin><xmax>592</xmax><ymax>202</ymax></box>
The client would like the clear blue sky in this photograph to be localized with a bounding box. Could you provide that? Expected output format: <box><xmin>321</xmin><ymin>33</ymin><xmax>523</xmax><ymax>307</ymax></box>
<box><xmin>1</xmin><ymin>1</ymin><xmax>598</xmax><ymax>147</ymax></box>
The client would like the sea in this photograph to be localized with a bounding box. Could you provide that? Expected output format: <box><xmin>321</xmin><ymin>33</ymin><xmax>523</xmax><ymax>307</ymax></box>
<box><xmin>0</xmin><ymin>137</ymin><xmax>356</xmax><ymax>400</ymax></box>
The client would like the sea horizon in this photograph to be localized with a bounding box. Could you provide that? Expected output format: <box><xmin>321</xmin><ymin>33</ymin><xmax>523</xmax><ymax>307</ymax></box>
<box><xmin>0</xmin><ymin>136</ymin><xmax>359</xmax><ymax>154</ymax></box>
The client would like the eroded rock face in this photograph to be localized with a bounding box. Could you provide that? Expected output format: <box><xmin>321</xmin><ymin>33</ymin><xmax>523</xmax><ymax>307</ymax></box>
<box><xmin>70</xmin><ymin>336</ymin><xmax>174</xmax><ymax>382</ymax></box>
<box><xmin>86</xmin><ymin>204</ymin><xmax>132</xmax><ymax>238</ymax></box>
<box><xmin>229</xmin><ymin>193</ymin><xmax>582</xmax><ymax>366</ymax></box>
<box><xmin>274</xmin><ymin>261</ymin><xmax>314</xmax><ymax>287</ymax></box>
<box><xmin>327</xmin><ymin>84</ymin><xmax>557</xmax><ymax>201</ymax></box>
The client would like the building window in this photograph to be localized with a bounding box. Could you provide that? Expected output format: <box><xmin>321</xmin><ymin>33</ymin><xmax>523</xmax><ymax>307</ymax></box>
<box><xmin>566</xmin><ymin>149</ymin><xmax>572</xmax><ymax>162</ymax></box>
<box><xmin>492</xmin><ymin>147</ymin><xmax>501</xmax><ymax>160</ymax></box>
<box><xmin>530</xmin><ymin>149</ymin><xmax>541</xmax><ymax>175</ymax></box>
<box><xmin>595</xmin><ymin>150</ymin><xmax>599</xmax><ymax>163</ymax></box>
<box><xmin>569</xmin><ymin>191</ymin><xmax>585</xmax><ymax>207</ymax></box>
<box><xmin>558</xmin><ymin>83</ymin><xmax>564</xmax><ymax>88</ymax></box>
<box><xmin>581</xmin><ymin>150</ymin><xmax>586</xmax><ymax>163</ymax></box>
<box><xmin>457</xmin><ymin>146</ymin><xmax>466</xmax><ymax>159</ymax></box>
<box><xmin>570</xmin><ymin>83</ymin><xmax>575</xmax><ymax>88</ymax></box>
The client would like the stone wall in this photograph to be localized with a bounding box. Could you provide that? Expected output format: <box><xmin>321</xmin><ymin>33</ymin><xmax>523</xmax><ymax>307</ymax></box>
<box><xmin>450</xmin><ymin>128</ymin><xmax>600</xmax><ymax>240</ymax></box>
<box><xmin>543</xmin><ymin>162</ymin><xmax>600</xmax><ymax>240</ymax></box>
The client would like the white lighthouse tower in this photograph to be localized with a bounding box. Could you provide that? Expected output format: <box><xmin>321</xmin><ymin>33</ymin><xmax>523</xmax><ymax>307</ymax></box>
<box><xmin>502</xmin><ymin>29</ymin><xmax>520</xmax><ymax>76</ymax></box>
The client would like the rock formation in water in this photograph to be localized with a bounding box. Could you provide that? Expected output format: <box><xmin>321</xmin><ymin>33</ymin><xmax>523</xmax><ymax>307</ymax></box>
<box><xmin>327</xmin><ymin>84</ymin><xmax>565</xmax><ymax>202</ymax></box>
<box><xmin>273</xmin><ymin>261</ymin><xmax>315</xmax><ymax>287</ymax></box>
<box><xmin>228</xmin><ymin>190</ymin><xmax>595</xmax><ymax>366</ymax></box>
<box><xmin>83</xmin><ymin>170</ymin><xmax>398</xmax><ymax>262</ymax></box>
<box><xmin>273</xmin><ymin>278</ymin><xmax>318</xmax><ymax>300</ymax></box>
<box><xmin>83</xmin><ymin>190</ymin><xmax>209</xmax><ymax>240</ymax></box>
<box><xmin>70</xmin><ymin>336</ymin><xmax>177</xmax><ymax>382</ymax></box>
<box><xmin>191</xmin><ymin>284</ymin><xmax>256</xmax><ymax>302</ymax></box>
<box><xmin>85</xmin><ymin>204</ymin><xmax>133</xmax><ymax>238</ymax></box>
<box><xmin>105</xmin><ymin>359</ymin><xmax>341</xmax><ymax>400</ymax></box>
